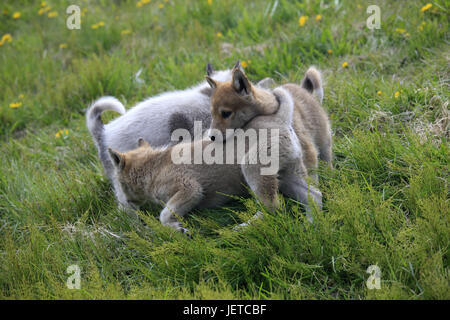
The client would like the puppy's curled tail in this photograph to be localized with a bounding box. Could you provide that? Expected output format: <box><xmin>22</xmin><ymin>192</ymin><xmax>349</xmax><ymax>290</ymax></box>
<box><xmin>86</xmin><ymin>96</ymin><xmax>126</xmax><ymax>147</ymax></box>
<box><xmin>272</xmin><ymin>87</ymin><xmax>294</xmax><ymax>124</ymax></box>
<box><xmin>300</xmin><ymin>67</ymin><xmax>323</xmax><ymax>103</ymax></box>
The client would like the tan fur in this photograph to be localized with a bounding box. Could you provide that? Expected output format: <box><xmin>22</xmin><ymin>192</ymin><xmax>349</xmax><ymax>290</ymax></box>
<box><xmin>208</xmin><ymin>64</ymin><xmax>332</xmax><ymax>181</ymax></box>
<box><xmin>110</xmin><ymin>140</ymin><xmax>247</xmax><ymax>232</ymax></box>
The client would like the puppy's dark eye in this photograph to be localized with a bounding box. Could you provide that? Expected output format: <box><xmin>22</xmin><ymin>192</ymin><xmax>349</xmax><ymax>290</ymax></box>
<box><xmin>221</xmin><ymin>111</ymin><xmax>232</xmax><ymax>119</ymax></box>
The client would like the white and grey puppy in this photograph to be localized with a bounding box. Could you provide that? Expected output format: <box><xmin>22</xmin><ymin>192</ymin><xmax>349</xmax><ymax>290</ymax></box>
<box><xmin>86</xmin><ymin>65</ymin><xmax>272</xmax><ymax>208</ymax></box>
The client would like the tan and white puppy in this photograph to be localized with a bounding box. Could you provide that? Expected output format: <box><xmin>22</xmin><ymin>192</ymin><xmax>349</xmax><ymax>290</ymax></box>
<box><xmin>206</xmin><ymin>61</ymin><xmax>332</xmax><ymax>182</ymax></box>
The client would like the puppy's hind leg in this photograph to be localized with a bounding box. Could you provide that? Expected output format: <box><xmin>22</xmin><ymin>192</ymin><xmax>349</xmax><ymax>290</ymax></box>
<box><xmin>279</xmin><ymin>171</ymin><xmax>322</xmax><ymax>223</ymax></box>
<box><xmin>159</xmin><ymin>182</ymin><xmax>203</xmax><ymax>235</ymax></box>
<box><xmin>241</xmin><ymin>164</ymin><xmax>279</xmax><ymax>211</ymax></box>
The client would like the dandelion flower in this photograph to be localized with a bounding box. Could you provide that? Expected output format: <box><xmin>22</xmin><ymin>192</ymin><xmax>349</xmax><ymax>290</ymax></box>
<box><xmin>142</xmin><ymin>0</ymin><xmax>151</xmax><ymax>3</ymax></box>
<box><xmin>216</xmin><ymin>32</ymin><xmax>223</xmax><ymax>38</ymax></box>
<box><xmin>91</xmin><ymin>22</ymin><xmax>104</xmax><ymax>29</ymax></box>
<box><xmin>38</xmin><ymin>6</ymin><xmax>51</xmax><ymax>15</ymax></box>
<box><xmin>9</xmin><ymin>102</ymin><xmax>22</xmax><ymax>108</ymax></box>
<box><xmin>377</xmin><ymin>90</ymin><xmax>382</xmax><ymax>96</ymax></box>
<box><xmin>136</xmin><ymin>1</ymin><xmax>143</xmax><ymax>7</ymax></box>
<box><xmin>18</xmin><ymin>94</ymin><xmax>25</xmax><ymax>99</ymax></box>
<box><xmin>158</xmin><ymin>3</ymin><xmax>164</xmax><ymax>8</ymax></box>
<box><xmin>299</xmin><ymin>16</ymin><xmax>308</xmax><ymax>27</ymax></box>
<box><xmin>208</xmin><ymin>0</ymin><xmax>213</xmax><ymax>5</ymax></box>
<box><xmin>395</xmin><ymin>28</ymin><xmax>406</xmax><ymax>34</ymax></box>
<box><xmin>342</xmin><ymin>61</ymin><xmax>348</xmax><ymax>68</ymax></box>
<box><xmin>41</xmin><ymin>1</ymin><xmax>47</xmax><ymax>7</ymax></box>
<box><xmin>394</xmin><ymin>91</ymin><xmax>400</xmax><ymax>98</ymax></box>
<box><xmin>48</xmin><ymin>11</ymin><xmax>58</xmax><ymax>18</ymax></box>
<box><xmin>1</xmin><ymin>34</ymin><xmax>12</xmax><ymax>43</ymax></box>
<box><xmin>327</xmin><ymin>49</ymin><xmax>333</xmax><ymax>54</ymax></box>
<box><xmin>121</xmin><ymin>29</ymin><xmax>132</xmax><ymax>35</ymax></box>
<box><xmin>315</xmin><ymin>14</ymin><xmax>322</xmax><ymax>22</ymax></box>
<box><xmin>59</xmin><ymin>43</ymin><xmax>68</xmax><ymax>49</ymax></box>
<box><xmin>12</xmin><ymin>12</ymin><xmax>21</xmax><ymax>19</ymax></box>
<box><xmin>241</xmin><ymin>61</ymin><xmax>248</xmax><ymax>68</ymax></box>
<box><xmin>55</xmin><ymin>129</ymin><xmax>69</xmax><ymax>138</ymax></box>
<box><xmin>420</xmin><ymin>3</ymin><xmax>432</xmax><ymax>13</ymax></box>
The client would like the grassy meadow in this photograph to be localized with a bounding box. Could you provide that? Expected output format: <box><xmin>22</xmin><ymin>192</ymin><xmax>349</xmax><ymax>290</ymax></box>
<box><xmin>0</xmin><ymin>0</ymin><xmax>449</xmax><ymax>299</ymax></box>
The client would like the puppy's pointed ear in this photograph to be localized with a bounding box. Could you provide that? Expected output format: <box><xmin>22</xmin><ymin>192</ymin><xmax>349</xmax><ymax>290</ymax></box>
<box><xmin>108</xmin><ymin>148</ymin><xmax>125</xmax><ymax>170</ymax></box>
<box><xmin>206</xmin><ymin>63</ymin><xmax>214</xmax><ymax>76</ymax></box>
<box><xmin>205</xmin><ymin>76</ymin><xmax>217</xmax><ymax>89</ymax></box>
<box><xmin>138</xmin><ymin>138</ymin><xmax>150</xmax><ymax>148</ymax></box>
<box><xmin>232</xmin><ymin>66</ymin><xmax>251</xmax><ymax>96</ymax></box>
<box><xmin>234</xmin><ymin>59</ymin><xmax>242</xmax><ymax>70</ymax></box>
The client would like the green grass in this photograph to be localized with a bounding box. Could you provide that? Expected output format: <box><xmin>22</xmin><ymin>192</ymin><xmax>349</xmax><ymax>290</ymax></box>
<box><xmin>0</xmin><ymin>0</ymin><xmax>448</xmax><ymax>299</ymax></box>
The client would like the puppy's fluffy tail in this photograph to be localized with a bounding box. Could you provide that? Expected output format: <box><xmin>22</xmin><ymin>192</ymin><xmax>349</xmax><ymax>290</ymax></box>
<box><xmin>272</xmin><ymin>87</ymin><xmax>294</xmax><ymax>124</ymax></box>
<box><xmin>300</xmin><ymin>67</ymin><xmax>323</xmax><ymax>103</ymax></box>
<box><xmin>86</xmin><ymin>96</ymin><xmax>126</xmax><ymax>148</ymax></box>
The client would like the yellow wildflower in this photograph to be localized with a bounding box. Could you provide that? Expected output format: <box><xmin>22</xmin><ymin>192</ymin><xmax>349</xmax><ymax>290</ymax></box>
<box><xmin>137</xmin><ymin>1</ymin><xmax>143</xmax><ymax>7</ymax></box>
<box><xmin>142</xmin><ymin>0</ymin><xmax>151</xmax><ymax>3</ymax></box>
<box><xmin>159</xmin><ymin>3</ymin><xmax>164</xmax><ymax>8</ymax></box>
<box><xmin>1</xmin><ymin>34</ymin><xmax>12</xmax><ymax>43</ymax></box>
<box><xmin>298</xmin><ymin>16</ymin><xmax>308</xmax><ymax>27</ymax></box>
<box><xmin>342</xmin><ymin>61</ymin><xmax>348</xmax><ymax>68</ymax></box>
<box><xmin>48</xmin><ymin>11</ymin><xmax>58</xmax><ymax>18</ymax></box>
<box><xmin>394</xmin><ymin>91</ymin><xmax>400</xmax><ymax>98</ymax></box>
<box><xmin>18</xmin><ymin>94</ymin><xmax>24</xmax><ymax>99</ymax></box>
<box><xmin>59</xmin><ymin>43</ymin><xmax>68</xmax><ymax>49</ymax></box>
<box><xmin>91</xmin><ymin>22</ymin><xmax>104</xmax><ymax>29</ymax></box>
<box><xmin>208</xmin><ymin>0</ymin><xmax>213</xmax><ymax>5</ymax></box>
<box><xmin>327</xmin><ymin>49</ymin><xmax>333</xmax><ymax>54</ymax></box>
<box><xmin>315</xmin><ymin>14</ymin><xmax>322</xmax><ymax>22</ymax></box>
<box><xmin>216</xmin><ymin>32</ymin><xmax>223</xmax><ymax>38</ymax></box>
<box><xmin>12</xmin><ymin>12</ymin><xmax>21</xmax><ymax>19</ymax></box>
<box><xmin>420</xmin><ymin>3</ymin><xmax>432</xmax><ymax>13</ymax></box>
<box><xmin>41</xmin><ymin>1</ymin><xmax>47</xmax><ymax>7</ymax></box>
<box><xmin>241</xmin><ymin>61</ymin><xmax>248</xmax><ymax>68</ymax></box>
<box><xmin>121</xmin><ymin>29</ymin><xmax>132</xmax><ymax>35</ymax></box>
<box><xmin>38</xmin><ymin>6</ymin><xmax>51</xmax><ymax>15</ymax></box>
<box><xmin>55</xmin><ymin>129</ymin><xmax>69</xmax><ymax>138</ymax></box>
<box><xmin>395</xmin><ymin>28</ymin><xmax>406</xmax><ymax>34</ymax></box>
<box><xmin>9</xmin><ymin>102</ymin><xmax>22</xmax><ymax>108</ymax></box>
<box><xmin>377</xmin><ymin>90</ymin><xmax>382</xmax><ymax>96</ymax></box>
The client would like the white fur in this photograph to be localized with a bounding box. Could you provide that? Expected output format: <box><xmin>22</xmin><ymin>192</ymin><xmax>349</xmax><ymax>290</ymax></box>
<box><xmin>104</xmin><ymin>70</ymin><xmax>232</xmax><ymax>152</ymax></box>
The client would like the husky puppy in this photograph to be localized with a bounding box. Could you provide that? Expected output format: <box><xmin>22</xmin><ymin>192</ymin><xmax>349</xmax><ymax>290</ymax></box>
<box><xmin>207</xmin><ymin>61</ymin><xmax>332</xmax><ymax>182</ymax></box>
<box><xmin>108</xmin><ymin>87</ymin><xmax>305</xmax><ymax>232</ymax></box>
<box><xmin>206</xmin><ymin>63</ymin><xmax>326</xmax><ymax>219</ymax></box>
